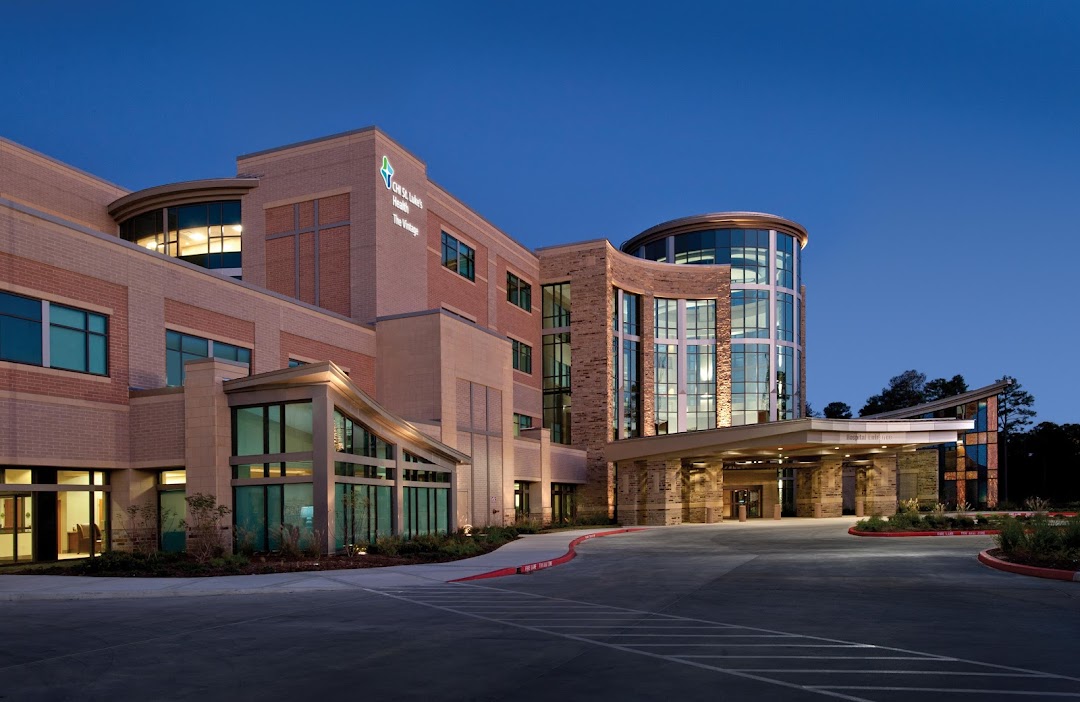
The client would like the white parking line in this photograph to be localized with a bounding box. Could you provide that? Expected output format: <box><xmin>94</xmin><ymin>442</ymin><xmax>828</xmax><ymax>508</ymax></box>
<box><xmin>370</xmin><ymin>584</ymin><xmax>1080</xmax><ymax>701</ymax></box>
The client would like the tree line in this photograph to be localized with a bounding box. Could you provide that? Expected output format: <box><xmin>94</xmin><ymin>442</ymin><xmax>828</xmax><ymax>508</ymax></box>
<box><xmin>814</xmin><ymin>371</ymin><xmax>1078</xmax><ymax>505</ymax></box>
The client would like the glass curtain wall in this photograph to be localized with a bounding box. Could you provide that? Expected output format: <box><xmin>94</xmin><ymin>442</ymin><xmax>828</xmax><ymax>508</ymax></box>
<box><xmin>612</xmin><ymin>289</ymin><xmax>641</xmax><ymax>440</ymax></box>
<box><xmin>542</xmin><ymin>283</ymin><xmax>572</xmax><ymax>445</ymax></box>
<box><xmin>120</xmin><ymin>201</ymin><xmax>242</xmax><ymax>277</ymax></box>
<box><xmin>654</xmin><ymin>298</ymin><xmax>717</xmax><ymax>435</ymax></box>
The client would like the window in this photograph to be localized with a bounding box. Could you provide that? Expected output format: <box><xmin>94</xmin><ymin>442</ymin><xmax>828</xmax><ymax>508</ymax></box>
<box><xmin>551</xmin><ymin>483</ymin><xmax>577</xmax><ymax>523</ymax></box>
<box><xmin>732</xmin><ymin>344</ymin><xmax>770</xmax><ymax>426</ymax></box>
<box><xmin>513</xmin><ymin>413</ymin><xmax>534</xmax><ymax>436</ymax></box>
<box><xmin>441</xmin><ymin>231</ymin><xmax>475</xmax><ymax>281</ymax></box>
<box><xmin>654</xmin><ymin>298</ymin><xmax>678</xmax><ymax>339</ymax></box>
<box><xmin>166</xmin><ymin>330</ymin><xmax>250</xmax><ymax>387</ymax></box>
<box><xmin>234</xmin><ymin>483</ymin><xmax>314</xmax><ymax>552</ymax></box>
<box><xmin>514</xmin><ymin>481</ymin><xmax>532</xmax><ymax>518</ymax></box>
<box><xmin>776</xmin><ymin>345</ymin><xmax>797</xmax><ymax>421</ymax></box>
<box><xmin>120</xmin><ymin>201</ymin><xmax>242</xmax><ymax>275</ymax></box>
<box><xmin>776</xmin><ymin>233</ymin><xmax>795</xmax><ymax>289</ymax></box>
<box><xmin>333</xmin><ymin>410</ymin><xmax>393</xmax><ymax>459</ymax></box>
<box><xmin>542</xmin><ymin>332</ymin><xmax>572</xmax><ymax>445</ymax></box>
<box><xmin>731</xmin><ymin>229</ymin><xmax>770</xmax><ymax>284</ymax></box>
<box><xmin>542</xmin><ymin>283</ymin><xmax>571</xmax><ymax>328</ymax></box>
<box><xmin>776</xmin><ymin>292</ymin><xmax>795</xmax><ymax>342</ymax></box>
<box><xmin>403</xmin><ymin>486</ymin><xmax>450</xmax><ymax>538</ymax></box>
<box><xmin>613</xmin><ymin>289</ymin><xmax>641</xmax><ymax>439</ymax></box>
<box><xmin>50</xmin><ymin>304</ymin><xmax>108</xmax><ymax>375</ymax></box>
<box><xmin>653</xmin><ymin>299</ymin><xmax>717</xmax><ymax>434</ymax></box>
<box><xmin>0</xmin><ymin>291</ymin><xmax>109</xmax><ymax>376</ymax></box>
<box><xmin>731</xmin><ymin>290</ymin><xmax>770</xmax><ymax>339</ymax></box>
<box><xmin>233</xmin><ymin>402</ymin><xmax>314</xmax><ymax>456</ymax></box>
<box><xmin>654</xmin><ymin>344</ymin><xmax>678</xmax><ymax>435</ymax></box>
<box><xmin>507</xmin><ymin>273</ymin><xmax>532</xmax><ymax>311</ymax></box>
<box><xmin>335</xmin><ymin>483</ymin><xmax>392</xmax><ymax>549</ymax></box>
<box><xmin>288</xmin><ymin>358</ymin><xmax>308</xmax><ymax>368</ymax></box>
<box><xmin>512</xmin><ymin>339</ymin><xmax>532</xmax><ymax>374</ymax></box>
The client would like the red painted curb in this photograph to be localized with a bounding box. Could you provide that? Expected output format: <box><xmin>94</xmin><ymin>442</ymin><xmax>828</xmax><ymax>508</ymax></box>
<box><xmin>450</xmin><ymin>528</ymin><xmax>646</xmax><ymax>582</ymax></box>
<box><xmin>978</xmin><ymin>549</ymin><xmax>1080</xmax><ymax>582</ymax></box>
<box><xmin>848</xmin><ymin>527</ymin><xmax>1000</xmax><ymax>537</ymax></box>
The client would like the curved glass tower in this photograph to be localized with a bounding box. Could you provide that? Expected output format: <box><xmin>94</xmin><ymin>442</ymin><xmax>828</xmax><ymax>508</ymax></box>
<box><xmin>621</xmin><ymin>212</ymin><xmax>808</xmax><ymax>429</ymax></box>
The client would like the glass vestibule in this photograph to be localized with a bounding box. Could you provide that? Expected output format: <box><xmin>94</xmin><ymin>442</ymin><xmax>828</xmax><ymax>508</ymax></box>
<box><xmin>0</xmin><ymin>494</ymin><xmax>32</xmax><ymax>562</ymax></box>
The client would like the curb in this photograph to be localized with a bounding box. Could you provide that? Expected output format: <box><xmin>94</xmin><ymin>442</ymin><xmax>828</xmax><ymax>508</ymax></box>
<box><xmin>848</xmin><ymin>527</ymin><xmax>1000</xmax><ymax>537</ymax></box>
<box><xmin>978</xmin><ymin>549</ymin><xmax>1080</xmax><ymax>582</ymax></box>
<box><xmin>449</xmin><ymin>528</ymin><xmax>646</xmax><ymax>582</ymax></box>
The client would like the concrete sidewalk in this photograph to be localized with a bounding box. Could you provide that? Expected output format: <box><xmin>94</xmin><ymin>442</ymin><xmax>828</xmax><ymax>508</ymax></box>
<box><xmin>0</xmin><ymin>528</ymin><xmax>638</xmax><ymax>601</ymax></box>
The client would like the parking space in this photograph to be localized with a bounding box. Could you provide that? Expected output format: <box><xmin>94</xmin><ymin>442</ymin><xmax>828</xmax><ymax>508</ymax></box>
<box><xmin>373</xmin><ymin>582</ymin><xmax>1080</xmax><ymax>701</ymax></box>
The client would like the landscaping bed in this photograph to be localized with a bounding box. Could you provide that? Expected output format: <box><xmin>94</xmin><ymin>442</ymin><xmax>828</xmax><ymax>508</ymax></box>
<box><xmin>2</xmin><ymin>527</ymin><xmax>527</xmax><ymax>578</ymax></box>
<box><xmin>990</xmin><ymin>516</ymin><xmax>1080</xmax><ymax>573</ymax></box>
<box><xmin>853</xmin><ymin>512</ymin><xmax>1005</xmax><ymax>535</ymax></box>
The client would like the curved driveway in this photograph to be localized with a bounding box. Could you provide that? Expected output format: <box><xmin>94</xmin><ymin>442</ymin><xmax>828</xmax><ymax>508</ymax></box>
<box><xmin>2</xmin><ymin>518</ymin><xmax>1078</xmax><ymax>701</ymax></box>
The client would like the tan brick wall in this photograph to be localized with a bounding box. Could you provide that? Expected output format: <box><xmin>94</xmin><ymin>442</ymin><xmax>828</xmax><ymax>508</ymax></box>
<box><xmin>280</xmin><ymin>330</ymin><xmax>375</xmax><ymax>395</ymax></box>
<box><xmin>165</xmin><ymin>298</ymin><xmax>255</xmax><ymax>345</ymax></box>
<box><xmin>0</xmin><ymin>138</ymin><xmax>126</xmax><ymax>234</ymax></box>
<box><xmin>129</xmin><ymin>393</ymin><xmax>185</xmax><ymax>466</ymax></box>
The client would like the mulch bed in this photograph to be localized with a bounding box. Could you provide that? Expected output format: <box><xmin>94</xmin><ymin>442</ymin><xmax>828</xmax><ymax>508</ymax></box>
<box><xmin>2</xmin><ymin>544</ymin><xmax>507</xmax><ymax>578</ymax></box>
<box><xmin>986</xmin><ymin>547</ymin><xmax>1080</xmax><ymax>573</ymax></box>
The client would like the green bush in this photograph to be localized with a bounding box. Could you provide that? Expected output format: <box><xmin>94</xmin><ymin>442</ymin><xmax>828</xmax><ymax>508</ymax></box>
<box><xmin>855</xmin><ymin>515</ymin><xmax>887</xmax><ymax>532</ymax></box>
<box><xmin>997</xmin><ymin>517</ymin><xmax>1025</xmax><ymax>555</ymax></box>
<box><xmin>953</xmin><ymin>516</ymin><xmax>975</xmax><ymax>529</ymax></box>
<box><xmin>887</xmin><ymin>512</ymin><xmax>923</xmax><ymax>531</ymax></box>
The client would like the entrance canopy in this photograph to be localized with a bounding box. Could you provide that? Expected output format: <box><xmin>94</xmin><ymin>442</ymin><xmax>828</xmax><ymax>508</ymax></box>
<box><xmin>605</xmin><ymin>418</ymin><xmax>974</xmax><ymax>465</ymax></box>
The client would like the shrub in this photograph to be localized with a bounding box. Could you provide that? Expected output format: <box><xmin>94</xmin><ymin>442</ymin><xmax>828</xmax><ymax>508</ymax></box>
<box><xmin>181</xmin><ymin>493</ymin><xmax>231</xmax><ymax>564</ymax></box>
<box><xmin>887</xmin><ymin>512</ymin><xmax>923</xmax><ymax>531</ymax></box>
<box><xmin>924</xmin><ymin>514</ymin><xmax>948</xmax><ymax>529</ymax></box>
<box><xmin>953</xmin><ymin>515</ymin><xmax>975</xmax><ymax>529</ymax></box>
<box><xmin>856</xmin><ymin>515</ymin><xmax>887</xmax><ymax>532</ymax></box>
<box><xmin>996</xmin><ymin>517</ymin><xmax>1025</xmax><ymax>556</ymax></box>
<box><xmin>1024</xmin><ymin>496</ymin><xmax>1051</xmax><ymax>513</ymax></box>
<box><xmin>898</xmin><ymin>498</ymin><xmax>920</xmax><ymax>515</ymax></box>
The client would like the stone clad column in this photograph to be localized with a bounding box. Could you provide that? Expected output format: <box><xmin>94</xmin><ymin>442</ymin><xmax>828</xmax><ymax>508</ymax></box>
<box><xmin>616</xmin><ymin>457</ymin><xmax>684</xmax><ymax>526</ymax></box>
<box><xmin>183</xmin><ymin>358</ymin><xmax>244</xmax><ymax>554</ymax></box>
<box><xmin>795</xmin><ymin>458</ymin><xmax>843</xmax><ymax>517</ymax></box>
<box><xmin>863</xmin><ymin>454</ymin><xmax>899</xmax><ymax>516</ymax></box>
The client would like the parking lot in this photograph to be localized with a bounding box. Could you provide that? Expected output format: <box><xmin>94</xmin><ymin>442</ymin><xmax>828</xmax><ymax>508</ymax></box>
<box><xmin>2</xmin><ymin>519</ymin><xmax>1078</xmax><ymax>701</ymax></box>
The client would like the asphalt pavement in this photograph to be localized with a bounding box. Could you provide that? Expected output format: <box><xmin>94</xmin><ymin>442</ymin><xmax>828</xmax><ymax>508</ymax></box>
<box><xmin>2</xmin><ymin>517</ymin><xmax>1078</xmax><ymax>701</ymax></box>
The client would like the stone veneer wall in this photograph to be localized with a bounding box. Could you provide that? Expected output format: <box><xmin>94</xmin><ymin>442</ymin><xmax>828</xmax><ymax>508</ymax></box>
<box><xmin>539</xmin><ymin>240</ymin><xmax>733</xmax><ymax>518</ymax></box>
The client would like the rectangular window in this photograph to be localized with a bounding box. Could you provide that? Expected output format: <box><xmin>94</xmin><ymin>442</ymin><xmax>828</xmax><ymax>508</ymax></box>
<box><xmin>776</xmin><ymin>292</ymin><xmax>794</xmax><ymax>342</ymax></box>
<box><xmin>440</xmin><ymin>231</ymin><xmax>475</xmax><ymax>281</ymax></box>
<box><xmin>234</xmin><ymin>483</ymin><xmax>314</xmax><ymax>552</ymax></box>
<box><xmin>776</xmin><ymin>345</ymin><xmax>796</xmax><ymax>421</ymax></box>
<box><xmin>513</xmin><ymin>413</ymin><xmax>534</xmax><ymax>436</ymax></box>
<box><xmin>288</xmin><ymin>358</ymin><xmax>307</xmax><ymax>368</ymax></box>
<box><xmin>654</xmin><ymin>298</ymin><xmax>678</xmax><ymax>339</ymax></box>
<box><xmin>686</xmin><ymin>345</ymin><xmax>716</xmax><ymax>431</ymax></box>
<box><xmin>732</xmin><ymin>344</ymin><xmax>771</xmax><ymax>426</ymax></box>
<box><xmin>166</xmin><ymin>330</ymin><xmax>250</xmax><ymax>386</ymax></box>
<box><xmin>731</xmin><ymin>290</ymin><xmax>770</xmax><ymax>339</ymax></box>
<box><xmin>542</xmin><ymin>332</ymin><xmax>572</xmax><ymax>445</ymax></box>
<box><xmin>776</xmin><ymin>233</ymin><xmax>795</xmax><ymax>289</ymax></box>
<box><xmin>731</xmin><ymin>229</ymin><xmax>770</xmax><ymax>284</ymax></box>
<box><xmin>335</xmin><ymin>483</ymin><xmax>393</xmax><ymax>549</ymax></box>
<box><xmin>506</xmin><ymin>273</ymin><xmax>532</xmax><ymax>311</ymax></box>
<box><xmin>686</xmin><ymin>299</ymin><xmax>716</xmax><ymax>340</ymax></box>
<box><xmin>512</xmin><ymin>339</ymin><xmax>532</xmax><ymax>374</ymax></box>
<box><xmin>551</xmin><ymin>483</ymin><xmax>577</xmax><ymax>524</ymax></box>
<box><xmin>233</xmin><ymin>401</ymin><xmax>314</xmax><ymax>456</ymax></box>
<box><xmin>403</xmin><ymin>486</ymin><xmax>450</xmax><ymax>538</ymax></box>
<box><xmin>654</xmin><ymin>343</ymin><xmax>678</xmax><ymax>435</ymax></box>
<box><xmin>0</xmin><ymin>291</ymin><xmax>110</xmax><ymax>375</ymax></box>
<box><xmin>49</xmin><ymin>304</ymin><xmax>108</xmax><ymax>375</ymax></box>
<box><xmin>541</xmin><ymin>283</ymin><xmax>571</xmax><ymax>328</ymax></box>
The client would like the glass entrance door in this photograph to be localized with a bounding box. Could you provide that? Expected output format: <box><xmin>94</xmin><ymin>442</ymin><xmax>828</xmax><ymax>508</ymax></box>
<box><xmin>732</xmin><ymin>488</ymin><xmax>762</xmax><ymax>518</ymax></box>
<box><xmin>0</xmin><ymin>494</ymin><xmax>33</xmax><ymax>562</ymax></box>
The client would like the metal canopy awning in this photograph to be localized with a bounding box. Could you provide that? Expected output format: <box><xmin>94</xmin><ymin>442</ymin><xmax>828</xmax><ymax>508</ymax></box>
<box><xmin>605</xmin><ymin>417</ymin><xmax>974</xmax><ymax>465</ymax></box>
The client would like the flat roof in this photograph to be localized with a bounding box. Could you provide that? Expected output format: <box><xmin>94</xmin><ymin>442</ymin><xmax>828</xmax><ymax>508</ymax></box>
<box><xmin>621</xmin><ymin>211</ymin><xmax>809</xmax><ymax>253</ymax></box>
<box><xmin>605</xmin><ymin>417</ymin><xmax>973</xmax><ymax>464</ymax></box>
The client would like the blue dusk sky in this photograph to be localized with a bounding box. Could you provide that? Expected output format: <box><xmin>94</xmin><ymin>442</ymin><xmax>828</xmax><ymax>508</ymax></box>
<box><xmin>2</xmin><ymin>1</ymin><xmax>1077</xmax><ymax>423</ymax></box>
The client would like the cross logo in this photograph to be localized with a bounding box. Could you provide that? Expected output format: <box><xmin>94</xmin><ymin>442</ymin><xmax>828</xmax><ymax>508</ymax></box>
<box><xmin>380</xmin><ymin>155</ymin><xmax>394</xmax><ymax>189</ymax></box>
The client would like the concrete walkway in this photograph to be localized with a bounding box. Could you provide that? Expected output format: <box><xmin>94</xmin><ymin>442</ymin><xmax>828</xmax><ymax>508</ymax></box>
<box><xmin>0</xmin><ymin>528</ymin><xmax>634</xmax><ymax>601</ymax></box>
